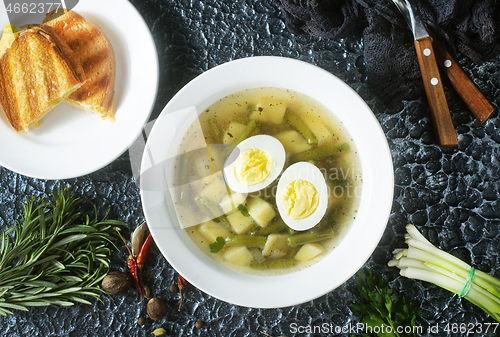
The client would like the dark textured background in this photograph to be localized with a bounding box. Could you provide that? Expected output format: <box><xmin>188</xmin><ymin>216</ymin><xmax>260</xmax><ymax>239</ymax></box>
<box><xmin>1</xmin><ymin>0</ymin><xmax>499</xmax><ymax>336</ymax></box>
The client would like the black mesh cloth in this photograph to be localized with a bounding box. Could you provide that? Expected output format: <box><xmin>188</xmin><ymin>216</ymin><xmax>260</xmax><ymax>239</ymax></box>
<box><xmin>277</xmin><ymin>0</ymin><xmax>500</xmax><ymax>110</ymax></box>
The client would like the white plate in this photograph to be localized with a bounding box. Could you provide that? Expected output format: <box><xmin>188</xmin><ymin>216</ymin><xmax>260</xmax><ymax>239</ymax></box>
<box><xmin>141</xmin><ymin>56</ymin><xmax>394</xmax><ymax>308</ymax></box>
<box><xmin>0</xmin><ymin>0</ymin><xmax>158</xmax><ymax>179</ymax></box>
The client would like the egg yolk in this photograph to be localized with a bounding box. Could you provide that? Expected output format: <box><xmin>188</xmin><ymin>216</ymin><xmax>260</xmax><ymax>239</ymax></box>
<box><xmin>282</xmin><ymin>179</ymin><xmax>319</xmax><ymax>219</ymax></box>
<box><xmin>234</xmin><ymin>148</ymin><xmax>275</xmax><ymax>186</ymax></box>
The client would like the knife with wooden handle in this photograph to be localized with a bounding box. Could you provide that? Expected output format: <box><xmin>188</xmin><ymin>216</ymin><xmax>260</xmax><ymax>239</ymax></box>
<box><xmin>427</xmin><ymin>29</ymin><xmax>496</xmax><ymax>124</ymax></box>
<box><xmin>392</xmin><ymin>0</ymin><xmax>458</xmax><ymax>146</ymax></box>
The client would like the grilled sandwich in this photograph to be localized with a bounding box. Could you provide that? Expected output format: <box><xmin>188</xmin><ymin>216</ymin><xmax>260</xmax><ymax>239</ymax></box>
<box><xmin>44</xmin><ymin>10</ymin><xmax>116</xmax><ymax>120</ymax></box>
<box><xmin>0</xmin><ymin>25</ymin><xmax>86</xmax><ymax>133</ymax></box>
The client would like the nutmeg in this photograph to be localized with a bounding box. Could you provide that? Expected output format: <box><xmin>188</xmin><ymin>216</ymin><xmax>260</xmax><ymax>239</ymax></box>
<box><xmin>101</xmin><ymin>271</ymin><xmax>132</xmax><ymax>295</ymax></box>
<box><xmin>147</xmin><ymin>297</ymin><xmax>167</xmax><ymax>321</ymax></box>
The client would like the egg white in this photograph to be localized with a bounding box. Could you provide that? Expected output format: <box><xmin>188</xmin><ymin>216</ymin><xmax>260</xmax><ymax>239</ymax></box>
<box><xmin>276</xmin><ymin>162</ymin><xmax>329</xmax><ymax>231</ymax></box>
<box><xmin>223</xmin><ymin>135</ymin><xmax>286</xmax><ymax>193</ymax></box>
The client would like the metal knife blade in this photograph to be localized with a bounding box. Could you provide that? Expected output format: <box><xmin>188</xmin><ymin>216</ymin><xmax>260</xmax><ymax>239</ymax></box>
<box><xmin>391</xmin><ymin>0</ymin><xmax>458</xmax><ymax>146</ymax></box>
<box><xmin>392</xmin><ymin>0</ymin><xmax>428</xmax><ymax>40</ymax></box>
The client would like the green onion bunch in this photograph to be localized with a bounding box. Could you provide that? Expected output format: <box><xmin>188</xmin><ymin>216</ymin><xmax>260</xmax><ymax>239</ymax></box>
<box><xmin>389</xmin><ymin>224</ymin><xmax>500</xmax><ymax>322</ymax></box>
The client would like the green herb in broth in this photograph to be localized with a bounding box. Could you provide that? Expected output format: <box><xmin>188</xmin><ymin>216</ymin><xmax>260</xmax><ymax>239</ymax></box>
<box><xmin>209</xmin><ymin>237</ymin><xmax>225</xmax><ymax>253</ymax></box>
<box><xmin>180</xmin><ymin>87</ymin><xmax>361</xmax><ymax>275</ymax></box>
<box><xmin>237</xmin><ymin>204</ymin><xmax>250</xmax><ymax>217</ymax></box>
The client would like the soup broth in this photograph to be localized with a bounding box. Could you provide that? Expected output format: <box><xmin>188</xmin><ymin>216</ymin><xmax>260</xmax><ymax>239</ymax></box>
<box><xmin>174</xmin><ymin>87</ymin><xmax>362</xmax><ymax>275</ymax></box>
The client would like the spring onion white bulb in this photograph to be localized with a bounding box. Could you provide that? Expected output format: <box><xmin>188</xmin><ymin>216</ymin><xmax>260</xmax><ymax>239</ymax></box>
<box><xmin>389</xmin><ymin>224</ymin><xmax>500</xmax><ymax>322</ymax></box>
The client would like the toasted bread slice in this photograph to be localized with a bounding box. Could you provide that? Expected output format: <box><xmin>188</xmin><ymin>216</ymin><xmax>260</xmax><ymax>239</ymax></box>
<box><xmin>44</xmin><ymin>10</ymin><xmax>116</xmax><ymax>120</ymax></box>
<box><xmin>0</xmin><ymin>25</ymin><xmax>86</xmax><ymax>133</ymax></box>
<box><xmin>0</xmin><ymin>25</ymin><xmax>18</xmax><ymax>58</ymax></box>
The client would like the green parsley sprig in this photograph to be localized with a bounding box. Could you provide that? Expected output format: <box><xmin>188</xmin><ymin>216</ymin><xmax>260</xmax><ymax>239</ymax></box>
<box><xmin>351</xmin><ymin>268</ymin><xmax>421</xmax><ymax>337</ymax></box>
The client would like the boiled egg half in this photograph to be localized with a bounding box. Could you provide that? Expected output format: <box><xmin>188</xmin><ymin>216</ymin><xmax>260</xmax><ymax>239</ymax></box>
<box><xmin>276</xmin><ymin>162</ymin><xmax>328</xmax><ymax>231</ymax></box>
<box><xmin>223</xmin><ymin>135</ymin><xmax>286</xmax><ymax>193</ymax></box>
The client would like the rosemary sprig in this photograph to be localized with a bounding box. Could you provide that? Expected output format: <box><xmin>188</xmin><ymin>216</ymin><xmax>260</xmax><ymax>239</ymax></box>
<box><xmin>0</xmin><ymin>187</ymin><xmax>127</xmax><ymax>316</ymax></box>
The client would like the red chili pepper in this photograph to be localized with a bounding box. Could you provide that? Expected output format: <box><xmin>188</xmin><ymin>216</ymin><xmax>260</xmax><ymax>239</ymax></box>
<box><xmin>136</xmin><ymin>233</ymin><xmax>153</xmax><ymax>298</ymax></box>
<box><xmin>178</xmin><ymin>275</ymin><xmax>187</xmax><ymax>311</ymax></box>
<box><xmin>115</xmin><ymin>229</ymin><xmax>145</xmax><ymax>298</ymax></box>
<box><xmin>127</xmin><ymin>256</ymin><xmax>145</xmax><ymax>297</ymax></box>
<box><xmin>137</xmin><ymin>233</ymin><xmax>153</xmax><ymax>268</ymax></box>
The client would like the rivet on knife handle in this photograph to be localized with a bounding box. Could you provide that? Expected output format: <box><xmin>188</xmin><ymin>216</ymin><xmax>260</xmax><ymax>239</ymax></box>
<box><xmin>428</xmin><ymin>29</ymin><xmax>496</xmax><ymax>124</ymax></box>
<box><xmin>414</xmin><ymin>37</ymin><xmax>458</xmax><ymax>146</ymax></box>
